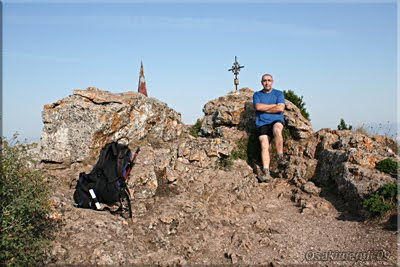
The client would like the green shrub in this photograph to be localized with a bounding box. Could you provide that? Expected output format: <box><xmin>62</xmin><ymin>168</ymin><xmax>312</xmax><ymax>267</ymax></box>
<box><xmin>375</xmin><ymin>158</ymin><xmax>399</xmax><ymax>174</ymax></box>
<box><xmin>189</xmin><ymin>119</ymin><xmax>202</xmax><ymax>138</ymax></box>
<box><xmin>283</xmin><ymin>89</ymin><xmax>310</xmax><ymax>121</ymax></box>
<box><xmin>231</xmin><ymin>138</ymin><xmax>248</xmax><ymax>161</ymax></box>
<box><xmin>0</xmin><ymin>135</ymin><xmax>54</xmax><ymax>266</ymax></box>
<box><xmin>282</xmin><ymin>126</ymin><xmax>292</xmax><ymax>141</ymax></box>
<box><xmin>217</xmin><ymin>156</ymin><xmax>234</xmax><ymax>171</ymax></box>
<box><xmin>232</xmin><ymin>136</ymin><xmax>261</xmax><ymax>165</ymax></box>
<box><xmin>218</xmin><ymin>135</ymin><xmax>261</xmax><ymax>170</ymax></box>
<box><xmin>217</xmin><ymin>138</ymin><xmax>246</xmax><ymax>171</ymax></box>
<box><xmin>377</xmin><ymin>183</ymin><xmax>398</xmax><ymax>200</ymax></box>
<box><xmin>363</xmin><ymin>183</ymin><xmax>398</xmax><ymax>216</ymax></box>
<box><xmin>337</xmin><ymin>118</ymin><xmax>352</xmax><ymax>130</ymax></box>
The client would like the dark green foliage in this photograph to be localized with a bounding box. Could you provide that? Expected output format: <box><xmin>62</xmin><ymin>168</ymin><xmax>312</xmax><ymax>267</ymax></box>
<box><xmin>0</xmin><ymin>135</ymin><xmax>54</xmax><ymax>266</ymax></box>
<box><xmin>232</xmin><ymin>135</ymin><xmax>261</xmax><ymax>167</ymax></box>
<box><xmin>283</xmin><ymin>89</ymin><xmax>310</xmax><ymax>121</ymax></box>
<box><xmin>218</xmin><ymin>133</ymin><xmax>261</xmax><ymax>171</ymax></box>
<box><xmin>230</xmin><ymin>138</ymin><xmax>248</xmax><ymax>161</ymax></box>
<box><xmin>189</xmin><ymin>119</ymin><xmax>202</xmax><ymax>138</ymax></box>
<box><xmin>378</xmin><ymin>183</ymin><xmax>398</xmax><ymax>200</ymax></box>
<box><xmin>218</xmin><ymin>138</ymin><xmax>247</xmax><ymax>171</ymax></box>
<box><xmin>217</xmin><ymin>156</ymin><xmax>234</xmax><ymax>171</ymax></box>
<box><xmin>363</xmin><ymin>195</ymin><xmax>394</xmax><ymax>216</ymax></box>
<box><xmin>282</xmin><ymin>126</ymin><xmax>292</xmax><ymax>141</ymax></box>
<box><xmin>337</xmin><ymin>118</ymin><xmax>352</xmax><ymax>130</ymax></box>
<box><xmin>363</xmin><ymin>183</ymin><xmax>398</xmax><ymax>216</ymax></box>
<box><xmin>375</xmin><ymin>158</ymin><xmax>399</xmax><ymax>175</ymax></box>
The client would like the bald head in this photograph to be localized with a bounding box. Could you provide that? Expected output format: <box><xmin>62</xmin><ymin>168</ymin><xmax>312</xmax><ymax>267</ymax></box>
<box><xmin>261</xmin><ymin>74</ymin><xmax>273</xmax><ymax>81</ymax></box>
<box><xmin>261</xmin><ymin>74</ymin><xmax>274</xmax><ymax>91</ymax></box>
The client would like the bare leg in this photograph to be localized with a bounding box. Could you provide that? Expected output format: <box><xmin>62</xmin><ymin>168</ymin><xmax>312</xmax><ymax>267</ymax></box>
<box><xmin>273</xmin><ymin>122</ymin><xmax>289</xmax><ymax>168</ymax></box>
<box><xmin>259</xmin><ymin>135</ymin><xmax>271</xmax><ymax>170</ymax></box>
<box><xmin>273</xmin><ymin>122</ymin><xmax>284</xmax><ymax>154</ymax></box>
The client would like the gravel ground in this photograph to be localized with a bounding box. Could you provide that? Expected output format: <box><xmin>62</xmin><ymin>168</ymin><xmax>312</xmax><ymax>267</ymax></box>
<box><xmin>45</xmin><ymin>159</ymin><xmax>398</xmax><ymax>266</ymax></box>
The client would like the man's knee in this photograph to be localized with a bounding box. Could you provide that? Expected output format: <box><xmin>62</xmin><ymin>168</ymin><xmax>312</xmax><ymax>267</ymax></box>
<box><xmin>273</xmin><ymin>123</ymin><xmax>283</xmax><ymax>137</ymax></box>
<box><xmin>259</xmin><ymin>135</ymin><xmax>269</xmax><ymax>149</ymax></box>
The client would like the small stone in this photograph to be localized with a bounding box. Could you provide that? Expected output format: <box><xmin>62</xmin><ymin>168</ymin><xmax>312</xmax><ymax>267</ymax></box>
<box><xmin>160</xmin><ymin>215</ymin><xmax>174</xmax><ymax>224</ymax></box>
<box><xmin>301</xmin><ymin>181</ymin><xmax>321</xmax><ymax>196</ymax></box>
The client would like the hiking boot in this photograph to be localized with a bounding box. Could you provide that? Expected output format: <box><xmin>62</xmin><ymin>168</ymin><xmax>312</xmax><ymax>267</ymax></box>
<box><xmin>277</xmin><ymin>155</ymin><xmax>289</xmax><ymax>169</ymax></box>
<box><xmin>257</xmin><ymin>169</ymin><xmax>271</xmax><ymax>183</ymax></box>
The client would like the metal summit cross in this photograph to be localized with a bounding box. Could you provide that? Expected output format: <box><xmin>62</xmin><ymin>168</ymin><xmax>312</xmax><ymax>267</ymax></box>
<box><xmin>228</xmin><ymin>56</ymin><xmax>244</xmax><ymax>90</ymax></box>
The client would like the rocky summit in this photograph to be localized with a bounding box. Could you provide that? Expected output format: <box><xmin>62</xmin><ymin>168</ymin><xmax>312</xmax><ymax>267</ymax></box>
<box><xmin>40</xmin><ymin>87</ymin><xmax>398</xmax><ymax>266</ymax></box>
<box><xmin>40</xmin><ymin>87</ymin><xmax>182</xmax><ymax>166</ymax></box>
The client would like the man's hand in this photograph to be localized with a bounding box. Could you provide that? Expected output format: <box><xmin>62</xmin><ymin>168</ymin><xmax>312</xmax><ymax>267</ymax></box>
<box><xmin>255</xmin><ymin>103</ymin><xmax>285</xmax><ymax>113</ymax></box>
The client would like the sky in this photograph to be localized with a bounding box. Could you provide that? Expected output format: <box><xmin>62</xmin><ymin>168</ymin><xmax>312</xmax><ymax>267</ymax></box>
<box><xmin>3</xmin><ymin>0</ymin><xmax>398</xmax><ymax>142</ymax></box>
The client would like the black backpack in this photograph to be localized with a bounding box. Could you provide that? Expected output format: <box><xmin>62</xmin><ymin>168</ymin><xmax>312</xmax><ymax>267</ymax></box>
<box><xmin>73</xmin><ymin>141</ymin><xmax>139</xmax><ymax>218</ymax></box>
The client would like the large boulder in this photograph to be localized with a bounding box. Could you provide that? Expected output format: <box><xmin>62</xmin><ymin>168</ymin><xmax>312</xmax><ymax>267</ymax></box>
<box><xmin>199</xmin><ymin>88</ymin><xmax>313</xmax><ymax>140</ymax></box>
<box><xmin>281</xmin><ymin>128</ymin><xmax>397</xmax><ymax>215</ymax></box>
<box><xmin>198</xmin><ymin>87</ymin><xmax>397</xmax><ymax>216</ymax></box>
<box><xmin>40</xmin><ymin>87</ymin><xmax>183</xmax><ymax>165</ymax></box>
<box><xmin>312</xmin><ymin>129</ymin><xmax>397</xmax><ymax>213</ymax></box>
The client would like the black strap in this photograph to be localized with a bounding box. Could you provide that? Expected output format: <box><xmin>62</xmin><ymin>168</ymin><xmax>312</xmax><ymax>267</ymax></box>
<box><xmin>111</xmin><ymin>142</ymin><xmax>118</xmax><ymax>157</ymax></box>
<box><xmin>101</xmin><ymin>189</ymin><xmax>132</xmax><ymax>218</ymax></box>
<box><xmin>69</xmin><ymin>178</ymin><xmax>78</xmax><ymax>189</ymax></box>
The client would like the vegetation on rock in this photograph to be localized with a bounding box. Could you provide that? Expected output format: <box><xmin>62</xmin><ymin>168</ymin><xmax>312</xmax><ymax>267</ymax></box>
<box><xmin>363</xmin><ymin>183</ymin><xmax>398</xmax><ymax>216</ymax></box>
<box><xmin>282</xmin><ymin>126</ymin><xmax>293</xmax><ymax>141</ymax></box>
<box><xmin>0</xmin><ymin>135</ymin><xmax>54</xmax><ymax>266</ymax></box>
<box><xmin>189</xmin><ymin>119</ymin><xmax>202</xmax><ymax>138</ymax></box>
<box><xmin>217</xmin><ymin>155</ymin><xmax>234</xmax><ymax>171</ymax></box>
<box><xmin>218</xmin><ymin>134</ymin><xmax>261</xmax><ymax>171</ymax></box>
<box><xmin>375</xmin><ymin>158</ymin><xmax>399</xmax><ymax>175</ymax></box>
<box><xmin>337</xmin><ymin>118</ymin><xmax>352</xmax><ymax>130</ymax></box>
<box><xmin>283</xmin><ymin>89</ymin><xmax>310</xmax><ymax>121</ymax></box>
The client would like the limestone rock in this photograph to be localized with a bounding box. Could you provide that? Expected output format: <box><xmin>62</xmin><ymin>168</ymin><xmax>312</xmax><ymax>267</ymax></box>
<box><xmin>301</xmin><ymin>181</ymin><xmax>321</xmax><ymax>196</ymax></box>
<box><xmin>199</xmin><ymin>87</ymin><xmax>313</xmax><ymax>140</ymax></box>
<box><xmin>284</xmin><ymin>101</ymin><xmax>313</xmax><ymax>140</ymax></box>
<box><xmin>40</xmin><ymin>87</ymin><xmax>182</xmax><ymax>165</ymax></box>
<box><xmin>200</xmin><ymin>88</ymin><xmax>254</xmax><ymax>136</ymax></box>
<box><xmin>129</xmin><ymin>146</ymin><xmax>158</xmax><ymax>199</ymax></box>
<box><xmin>177</xmin><ymin>137</ymin><xmax>233</xmax><ymax>168</ymax></box>
<box><xmin>312</xmin><ymin>129</ymin><xmax>396</xmax><ymax>212</ymax></box>
<box><xmin>282</xmin><ymin>128</ymin><xmax>397</xmax><ymax>214</ymax></box>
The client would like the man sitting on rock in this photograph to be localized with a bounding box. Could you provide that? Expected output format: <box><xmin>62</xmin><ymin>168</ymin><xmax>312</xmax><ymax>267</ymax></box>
<box><xmin>253</xmin><ymin>73</ymin><xmax>289</xmax><ymax>182</ymax></box>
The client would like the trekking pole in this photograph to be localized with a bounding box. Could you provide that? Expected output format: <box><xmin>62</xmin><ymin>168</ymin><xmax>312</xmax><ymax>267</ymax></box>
<box><xmin>132</xmin><ymin>147</ymin><xmax>140</xmax><ymax>163</ymax></box>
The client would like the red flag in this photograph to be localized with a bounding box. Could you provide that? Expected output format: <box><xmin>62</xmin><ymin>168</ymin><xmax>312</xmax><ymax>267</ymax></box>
<box><xmin>138</xmin><ymin>61</ymin><xmax>148</xmax><ymax>96</ymax></box>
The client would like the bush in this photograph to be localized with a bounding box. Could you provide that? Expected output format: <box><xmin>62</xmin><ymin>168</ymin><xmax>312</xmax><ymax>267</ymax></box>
<box><xmin>218</xmin><ymin>138</ymin><xmax>247</xmax><ymax>171</ymax></box>
<box><xmin>189</xmin><ymin>119</ymin><xmax>202</xmax><ymax>138</ymax></box>
<box><xmin>375</xmin><ymin>158</ymin><xmax>399</xmax><ymax>175</ymax></box>
<box><xmin>337</xmin><ymin>118</ymin><xmax>352</xmax><ymax>130</ymax></box>
<box><xmin>0</xmin><ymin>135</ymin><xmax>54</xmax><ymax>266</ymax></box>
<box><xmin>282</xmin><ymin>126</ymin><xmax>293</xmax><ymax>141</ymax></box>
<box><xmin>217</xmin><ymin>156</ymin><xmax>234</xmax><ymax>171</ymax></box>
<box><xmin>363</xmin><ymin>183</ymin><xmax>398</xmax><ymax>216</ymax></box>
<box><xmin>231</xmin><ymin>138</ymin><xmax>248</xmax><ymax>161</ymax></box>
<box><xmin>283</xmin><ymin>89</ymin><xmax>310</xmax><ymax>121</ymax></box>
<box><xmin>218</xmin><ymin>135</ymin><xmax>261</xmax><ymax>171</ymax></box>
